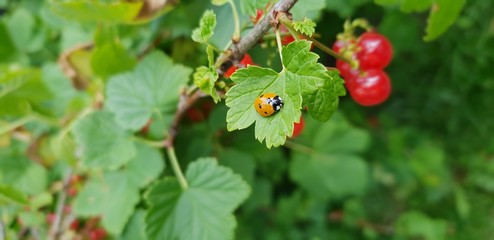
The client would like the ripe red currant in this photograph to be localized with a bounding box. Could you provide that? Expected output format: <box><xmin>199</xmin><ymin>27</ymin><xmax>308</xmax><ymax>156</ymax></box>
<box><xmin>348</xmin><ymin>69</ymin><xmax>391</xmax><ymax>106</ymax></box>
<box><xmin>335</xmin><ymin>60</ymin><xmax>360</xmax><ymax>85</ymax></box>
<box><xmin>292</xmin><ymin>116</ymin><xmax>305</xmax><ymax>138</ymax></box>
<box><xmin>356</xmin><ymin>32</ymin><xmax>393</xmax><ymax>70</ymax></box>
<box><xmin>224</xmin><ymin>54</ymin><xmax>253</xmax><ymax>78</ymax></box>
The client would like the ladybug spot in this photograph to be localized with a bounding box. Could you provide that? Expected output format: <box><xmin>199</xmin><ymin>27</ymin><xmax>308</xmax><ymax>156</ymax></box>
<box><xmin>264</xmin><ymin>111</ymin><xmax>268</xmax><ymax>114</ymax></box>
<box><xmin>260</xmin><ymin>94</ymin><xmax>264</xmax><ymax>97</ymax></box>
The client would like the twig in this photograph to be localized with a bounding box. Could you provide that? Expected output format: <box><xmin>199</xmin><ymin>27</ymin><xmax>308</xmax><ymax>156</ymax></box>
<box><xmin>49</xmin><ymin>169</ymin><xmax>73</xmax><ymax>240</ymax></box>
<box><xmin>217</xmin><ymin>0</ymin><xmax>299</xmax><ymax>73</ymax></box>
<box><xmin>163</xmin><ymin>90</ymin><xmax>205</xmax><ymax>147</ymax></box>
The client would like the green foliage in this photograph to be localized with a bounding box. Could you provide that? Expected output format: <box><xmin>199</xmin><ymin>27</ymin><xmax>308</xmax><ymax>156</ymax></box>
<box><xmin>290</xmin><ymin>114</ymin><xmax>370</xmax><ymax>200</ymax></box>
<box><xmin>395</xmin><ymin>211</ymin><xmax>448</xmax><ymax>240</ymax></box>
<box><xmin>145</xmin><ymin>158</ymin><xmax>250</xmax><ymax>240</ymax></box>
<box><xmin>50</xmin><ymin>0</ymin><xmax>143</xmax><ymax>24</ymax></box>
<box><xmin>0</xmin><ymin>0</ymin><xmax>490</xmax><ymax>239</ymax></box>
<box><xmin>374</xmin><ymin>0</ymin><xmax>466</xmax><ymax>40</ymax></box>
<box><xmin>106</xmin><ymin>51</ymin><xmax>192</xmax><ymax>131</ymax></box>
<box><xmin>424</xmin><ymin>0</ymin><xmax>466</xmax><ymax>41</ymax></box>
<box><xmin>72</xmin><ymin>111</ymin><xmax>136</xmax><ymax>170</ymax></box>
<box><xmin>0</xmin><ymin>184</ymin><xmax>29</xmax><ymax>205</ymax></box>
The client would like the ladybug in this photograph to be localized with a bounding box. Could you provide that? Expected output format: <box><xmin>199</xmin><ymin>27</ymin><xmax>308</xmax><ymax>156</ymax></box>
<box><xmin>254</xmin><ymin>93</ymin><xmax>283</xmax><ymax>117</ymax></box>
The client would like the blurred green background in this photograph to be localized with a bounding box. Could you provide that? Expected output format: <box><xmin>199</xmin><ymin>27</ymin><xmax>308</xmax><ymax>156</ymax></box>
<box><xmin>1</xmin><ymin>0</ymin><xmax>494</xmax><ymax>239</ymax></box>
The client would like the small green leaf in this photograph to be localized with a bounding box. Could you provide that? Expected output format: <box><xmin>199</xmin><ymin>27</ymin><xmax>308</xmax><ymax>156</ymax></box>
<box><xmin>146</xmin><ymin>158</ymin><xmax>250</xmax><ymax>240</ymax></box>
<box><xmin>193</xmin><ymin>66</ymin><xmax>220</xmax><ymax>103</ymax></box>
<box><xmin>106</xmin><ymin>51</ymin><xmax>192</xmax><ymax>131</ymax></box>
<box><xmin>74</xmin><ymin>171</ymin><xmax>140</xmax><ymax>235</ymax></box>
<box><xmin>211</xmin><ymin>0</ymin><xmax>228</xmax><ymax>6</ymax></box>
<box><xmin>0</xmin><ymin>184</ymin><xmax>29</xmax><ymax>205</ymax></box>
<box><xmin>304</xmin><ymin>70</ymin><xmax>345</xmax><ymax>122</ymax></box>
<box><xmin>50</xmin><ymin>1</ymin><xmax>143</xmax><ymax>24</ymax></box>
<box><xmin>126</xmin><ymin>142</ymin><xmax>165</xmax><ymax>188</ymax></box>
<box><xmin>72</xmin><ymin>111</ymin><xmax>136</xmax><ymax>170</ymax></box>
<box><xmin>292</xmin><ymin>18</ymin><xmax>316</xmax><ymax>37</ymax></box>
<box><xmin>192</xmin><ymin>10</ymin><xmax>217</xmax><ymax>43</ymax></box>
<box><xmin>226</xmin><ymin>41</ymin><xmax>342</xmax><ymax>148</ymax></box>
<box><xmin>424</xmin><ymin>0</ymin><xmax>466</xmax><ymax>41</ymax></box>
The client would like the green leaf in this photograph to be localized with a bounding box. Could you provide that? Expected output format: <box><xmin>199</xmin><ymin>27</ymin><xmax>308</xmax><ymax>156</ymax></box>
<box><xmin>72</xmin><ymin>111</ymin><xmax>136</xmax><ymax>170</ymax></box>
<box><xmin>193</xmin><ymin>66</ymin><xmax>220</xmax><ymax>103</ymax></box>
<box><xmin>74</xmin><ymin>171</ymin><xmax>140</xmax><ymax>235</ymax></box>
<box><xmin>219</xmin><ymin>148</ymin><xmax>256</xmax><ymax>184</ymax></box>
<box><xmin>291</xmin><ymin>0</ymin><xmax>326</xmax><ymax>20</ymax></box>
<box><xmin>400</xmin><ymin>0</ymin><xmax>432</xmax><ymax>12</ymax></box>
<box><xmin>395</xmin><ymin>211</ymin><xmax>448</xmax><ymax>240</ymax></box>
<box><xmin>424</xmin><ymin>0</ymin><xmax>466</xmax><ymax>41</ymax></box>
<box><xmin>106</xmin><ymin>51</ymin><xmax>192</xmax><ymax>131</ymax></box>
<box><xmin>292</xmin><ymin>18</ymin><xmax>316</xmax><ymax>37</ymax></box>
<box><xmin>0</xmin><ymin>66</ymin><xmax>52</xmax><ymax>117</ymax></box>
<box><xmin>289</xmin><ymin>115</ymin><xmax>370</xmax><ymax>200</ymax></box>
<box><xmin>146</xmin><ymin>158</ymin><xmax>250</xmax><ymax>240</ymax></box>
<box><xmin>226</xmin><ymin>41</ymin><xmax>342</xmax><ymax>148</ymax></box>
<box><xmin>121</xmin><ymin>210</ymin><xmax>148</xmax><ymax>240</ymax></box>
<box><xmin>4</xmin><ymin>8</ymin><xmax>38</xmax><ymax>53</ymax></box>
<box><xmin>0</xmin><ymin>23</ymin><xmax>17</xmax><ymax>62</ymax></box>
<box><xmin>212</xmin><ymin>0</ymin><xmax>228</xmax><ymax>6</ymax></box>
<box><xmin>0</xmin><ymin>184</ymin><xmax>29</xmax><ymax>205</ymax></box>
<box><xmin>192</xmin><ymin>10</ymin><xmax>217</xmax><ymax>43</ymax></box>
<box><xmin>290</xmin><ymin>153</ymin><xmax>368</xmax><ymax>200</ymax></box>
<box><xmin>50</xmin><ymin>0</ymin><xmax>143</xmax><ymax>24</ymax></box>
<box><xmin>304</xmin><ymin>70</ymin><xmax>345</xmax><ymax>122</ymax></box>
<box><xmin>0</xmin><ymin>144</ymin><xmax>48</xmax><ymax>195</ymax></box>
<box><xmin>126</xmin><ymin>142</ymin><xmax>165</xmax><ymax>188</ymax></box>
<box><xmin>327</xmin><ymin>0</ymin><xmax>369</xmax><ymax>18</ymax></box>
<box><xmin>91</xmin><ymin>41</ymin><xmax>137</xmax><ymax>79</ymax></box>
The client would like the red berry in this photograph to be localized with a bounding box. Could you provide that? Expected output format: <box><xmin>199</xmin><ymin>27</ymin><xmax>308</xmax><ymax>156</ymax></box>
<box><xmin>67</xmin><ymin>186</ymin><xmax>78</xmax><ymax>197</ymax></box>
<box><xmin>70</xmin><ymin>219</ymin><xmax>79</xmax><ymax>230</ymax></box>
<box><xmin>348</xmin><ymin>69</ymin><xmax>391</xmax><ymax>106</ymax></box>
<box><xmin>224</xmin><ymin>54</ymin><xmax>253</xmax><ymax>78</ymax></box>
<box><xmin>46</xmin><ymin>213</ymin><xmax>56</xmax><ymax>225</ymax></box>
<box><xmin>186</xmin><ymin>108</ymin><xmax>205</xmax><ymax>122</ymax></box>
<box><xmin>250</xmin><ymin>9</ymin><xmax>264</xmax><ymax>24</ymax></box>
<box><xmin>335</xmin><ymin>60</ymin><xmax>360</xmax><ymax>86</ymax></box>
<box><xmin>356</xmin><ymin>32</ymin><xmax>393</xmax><ymax>70</ymax></box>
<box><xmin>89</xmin><ymin>228</ymin><xmax>107</xmax><ymax>240</ymax></box>
<box><xmin>292</xmin><ymin>116</ymin><xmax>305</xmax><ymax>138</ymax></box>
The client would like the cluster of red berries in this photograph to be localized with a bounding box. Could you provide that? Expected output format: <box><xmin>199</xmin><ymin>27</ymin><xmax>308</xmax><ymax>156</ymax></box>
<box><xmin>333</xmin><ymin>32</ymin><xmax>393</xmax><ymax>106</ymax></box>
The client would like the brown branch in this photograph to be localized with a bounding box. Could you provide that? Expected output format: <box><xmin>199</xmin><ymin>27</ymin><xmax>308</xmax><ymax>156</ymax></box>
<box><xmin>217</xmin><ymin>0</ymin><xmax>299</xmax><ymax>73</ymax></box>
<box><xmin>163</xmin><ymin>90</ymin><xmax>205</xmax><ymax>147</ymax></box>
